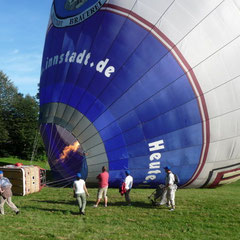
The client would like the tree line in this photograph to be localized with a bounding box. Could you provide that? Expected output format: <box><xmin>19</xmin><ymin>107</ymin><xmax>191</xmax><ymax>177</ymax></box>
<box><xmin>0</xmin><ymin>70</ymin><xmax>46</xmax><ymax>160</ymax></box>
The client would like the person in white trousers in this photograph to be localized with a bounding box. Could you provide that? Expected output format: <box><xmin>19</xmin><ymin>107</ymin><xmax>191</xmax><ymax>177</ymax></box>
<box><xmin>164</xmin><ymin>166</ymin><xmax>177</xmax><ymax>211</ymax></box>
<box><xmin>124</xmin><ymin>170</ymin><xmax>133</xmax><ymax>205</ymax></box>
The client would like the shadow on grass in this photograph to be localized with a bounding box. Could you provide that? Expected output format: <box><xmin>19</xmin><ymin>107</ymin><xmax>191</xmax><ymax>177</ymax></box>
<box><xmin>110</xmin><ymin>201</ymin><xmax>153</xmax><ymax>209</ymax></box>
<box><xmin>30</xmin><ymin>199</ymin><xmax>153</xmax><ymax>209</ymax></box>
<box><xmin>89</xmin><ymin>200</ymin><xmax>153</xmax><ymax>209</ymax></box>
<box><xmin>31</xmin><ymin>200</ymin><xmax>76</xmax><ymax>205</ymax></box>
<box><xmin>20</xmin><ymin>205</ymin><xmax>81</xmax><ymax>215</ymax></box>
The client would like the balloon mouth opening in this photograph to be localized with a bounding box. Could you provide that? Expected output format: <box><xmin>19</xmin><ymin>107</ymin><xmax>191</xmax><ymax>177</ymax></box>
<box><xmin>41</xmin><ymin>123</ymin><xmax>88</xmax><ymax>181</ymax></box>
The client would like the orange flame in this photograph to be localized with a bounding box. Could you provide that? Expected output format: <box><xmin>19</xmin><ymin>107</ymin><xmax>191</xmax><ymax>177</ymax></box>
<box><xmin>59</xmin><ymin>141</ymin><xmax>80</xmax><ymax>160</ymax></box>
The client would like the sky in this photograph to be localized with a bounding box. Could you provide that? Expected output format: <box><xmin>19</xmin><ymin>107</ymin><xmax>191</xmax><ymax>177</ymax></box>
<box><xmin>0</xmin><ymin>0</ymin><xmax>53</xmax><ymax>97</ymax></box>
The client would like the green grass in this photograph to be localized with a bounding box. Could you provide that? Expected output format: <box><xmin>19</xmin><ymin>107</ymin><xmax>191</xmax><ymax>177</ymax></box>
<box><xmin>0</xmin><ymin>157</ymin><xmax>50</xmax><ymax>170</ymax></box>
<box><xmin>0</xmin><ymin>158</ymin><xmax>240</xmax><ymax>239</ymax></box>
<box><xmin>0</xmin><ymin>182</ymin><xmax>240</xmax><ymax>239</ymax></box>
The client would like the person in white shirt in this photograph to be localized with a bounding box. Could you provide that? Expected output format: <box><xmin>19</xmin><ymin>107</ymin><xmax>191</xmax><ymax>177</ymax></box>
<box><xmin>124</xmin><ymin>170</ymin><xmax>133</xmax><ymax>205</ymax></box>
<box><xmin>73</xmin><ymin>173</ymin><xmax>89</xmax><ymax>215</ymax></box>
<box><xmin>164</xmin><ymin>166</ymin><xmax>177</xmax><ymax>211</ymax></box>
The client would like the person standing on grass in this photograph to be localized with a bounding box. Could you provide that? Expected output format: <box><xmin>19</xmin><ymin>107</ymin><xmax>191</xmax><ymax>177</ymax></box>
<box><xmin>73</xmin><ymin>173</ymin><xmax>89</xmax><ymax>215</ymax></box>
<box><xmin>124</xmin><ymin>170</ymin><xmax>133</xmax><ymax>206</ymax></box>
<box><xmin>0</xmin><ymin>170</ymin><xmax>20</xmax><ymax>215</ymax></box>
<box><xmin>94</xmin><ymin>166</ymin><xmax>109</xmax><ymax>207</ymax></box>
<box><xmin>164</xmin><ymin>166</ymin><xmax>177</xmax><ymax>211</ymax></box>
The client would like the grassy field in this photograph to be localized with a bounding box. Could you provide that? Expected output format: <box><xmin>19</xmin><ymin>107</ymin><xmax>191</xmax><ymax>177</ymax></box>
<box><xmin>0</xmin><ymin>158</ymin><xmax>240</xmax><ymax>240</ymax></box>
<box><xmin>0</xmin><ymin>157</ymin><xmax>50</xmax><ymax>170</ymax></box>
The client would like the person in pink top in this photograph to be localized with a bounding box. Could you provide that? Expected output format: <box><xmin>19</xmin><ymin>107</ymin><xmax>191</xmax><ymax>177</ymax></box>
<box><xmin>93</xmin><ymin>166</ymin><xmax>109</xmax><ymax>207</ymax></box>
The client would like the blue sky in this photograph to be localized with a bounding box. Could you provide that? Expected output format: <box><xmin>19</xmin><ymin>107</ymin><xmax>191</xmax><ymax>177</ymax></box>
<box><xmin>0</xmin><ymin>0</ymin><xmax>53</xmax><ymax>96</ymax></box>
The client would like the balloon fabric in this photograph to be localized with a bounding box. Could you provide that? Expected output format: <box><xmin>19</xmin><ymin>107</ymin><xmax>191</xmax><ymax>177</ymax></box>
<box><xmin>40</xmin><ymin>0</ymin><xmax>240</xmax><ymax>188</ymax></box>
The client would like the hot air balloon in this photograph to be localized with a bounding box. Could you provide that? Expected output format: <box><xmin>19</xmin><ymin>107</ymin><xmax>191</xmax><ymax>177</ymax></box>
<box><xmin>39</xmin><ymin>0</ymin><xmax>240</xmax><ymax>188</ymax></box>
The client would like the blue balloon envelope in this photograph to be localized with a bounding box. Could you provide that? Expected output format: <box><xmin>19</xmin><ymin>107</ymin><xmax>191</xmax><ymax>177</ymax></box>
<box><xmin>40</xmin><ymin>0</ymin><xmax>240</xmax><ymax>188</ymax></box>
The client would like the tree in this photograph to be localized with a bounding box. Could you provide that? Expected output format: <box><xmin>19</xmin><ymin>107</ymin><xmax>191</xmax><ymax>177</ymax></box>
<box><xmin>0</xmin><ymin>71</ymin><xmax>18</xmax><ymax>156</ymax></box>
<box><xmin>0</xmin><ymin>70</ymin><xmax>46</xmax><ymax>160</ymax></box>
<box><xmin>0</xmin><ymin>115</ymin><xmax>9</xmax><ymax>154</ymax></box>
<box><xmin>6</xmin><ymin>94</ymin><xmax>39</xmax><ymax>159</ymax></box>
